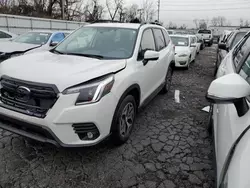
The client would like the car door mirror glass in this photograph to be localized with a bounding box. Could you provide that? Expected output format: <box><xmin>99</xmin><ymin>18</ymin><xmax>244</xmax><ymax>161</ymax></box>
<box><xmin>206</xmin><ymin>73</ymin><xmax>250</xmax><ymax>104</ymax></box>
<box><xmin>218</xmin><ymin>43</ymin><xmax>228</xmax><ymax>51</ymax></box>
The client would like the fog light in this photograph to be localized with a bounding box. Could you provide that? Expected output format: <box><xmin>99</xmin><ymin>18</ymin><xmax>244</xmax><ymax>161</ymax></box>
<box><xmin>87</xmin><ymin>132</ymin><xmax>93</xmax><ymax>139</ymax></box>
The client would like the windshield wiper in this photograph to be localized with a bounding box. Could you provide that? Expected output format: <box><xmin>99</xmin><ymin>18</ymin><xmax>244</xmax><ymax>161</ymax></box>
<box><xmin>67</xmin><ymin>53</ymin><xmax>104</xmax><ymax>59</ymax></box>
<box><xmin>50</xmin><ymin>49</ymin><xmax>65</xmax><ymax>54</ymax></box>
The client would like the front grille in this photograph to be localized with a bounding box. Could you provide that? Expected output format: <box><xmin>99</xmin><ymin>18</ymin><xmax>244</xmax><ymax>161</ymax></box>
<box><xmin>72</xmin><ymin>123</ymin><xmax>100</xmax><ymax>140</ymax></box>
<box><xmin>0</xmin><ymin>75</ymin><xmax>59</xmax><ymax>118</ymax></box>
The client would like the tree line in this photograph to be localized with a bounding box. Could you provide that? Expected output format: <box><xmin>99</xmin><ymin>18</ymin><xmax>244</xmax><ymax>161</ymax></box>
<box><xmin>0</xmin><ymin>0</ymin><xmax>157</xmax><ymax>23</ymax></box>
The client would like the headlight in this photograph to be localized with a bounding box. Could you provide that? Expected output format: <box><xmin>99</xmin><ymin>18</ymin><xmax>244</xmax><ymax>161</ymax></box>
<box><xmin>178</xmin><ymin>54</ymin><xmax>189</xmax><ymax>57</ymax></box>
<box><xmin>63</xmin><ymin>75</ymin><xmax>115</xmax><ymax>105</ymax></box>
<box><xmin>10</xmin><ymin>53</ymin><xmax>24</xmax><ymax>58</ymax></box>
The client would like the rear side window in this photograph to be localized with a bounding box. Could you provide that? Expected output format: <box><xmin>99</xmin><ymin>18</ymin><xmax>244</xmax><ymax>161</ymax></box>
<box><xmin>234</xmin><ymin>35</ymin><xmax>250</xmax><ymax>67</ymax></box>
<box><xmin>162</xmin><ymin>30</ymin><xmax>170</xmax><ymax>46</ymax></box>
<box><xmin>198</xmin><ymin>30</ymin><xmax>211</xmax><ymax>34</ymax></box>
<box><xmin>230</xmin><ymin>32</ymin><xmax>247</xmax><ymax>49</ymax></box>
<box><xmin>153</xmin><ymin>28</ymin><xmax>166</xmax><ymax>51</ymax></box>
<box><xmin>239</xmin><ymin>54</ymin><xmax>250</xmax><ymax>83</ymax></box>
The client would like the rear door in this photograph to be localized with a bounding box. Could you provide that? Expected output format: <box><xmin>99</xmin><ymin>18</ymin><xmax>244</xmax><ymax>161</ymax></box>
<box><xmin>152</xmin><ymin>28</ymin><xmax>171</xmax><ymax>86</ymax></box>
<box><xmin>214</xmin><ymin>33</ymin><xmax>250</xmax><ymax>184</ymax></box>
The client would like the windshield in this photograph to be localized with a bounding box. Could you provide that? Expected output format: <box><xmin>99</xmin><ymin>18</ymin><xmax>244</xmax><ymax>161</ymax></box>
<box><xmin>13</xmin><ymin>32</ymin><xmax>51</xmax><ymax>45</ymax></box>
<box><xmin>198</xmin><ymin>30</ymin><xmax>211</xmax><ymax>34</ymax></box>
<box><xmin>54</xmin><ymin>27</ymin><xmax>138</xmax><ymax>59</ymax></box>
<box><xmin>170</xmin><ymin>36</ymin><xmax>189</xmax><ymax>46</ymax></box>
<box><xmin>231</xmin><ymin>32</ymin><xmax>247</xmax><ymax>48</ymax></box>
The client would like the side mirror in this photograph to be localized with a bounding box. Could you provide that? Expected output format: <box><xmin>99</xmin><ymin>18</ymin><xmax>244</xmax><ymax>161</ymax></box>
<box><xmin>50</xmin><ymin>41</ymin><xmax>59</xmax><ymax>47</ymax></box>
<box><xmin>190</xmin><ymin>44</ymin><xmax>196</xmax><ymax>47</ymax></box>
<box><xmin>206</xmin><ymin>73</ymin><xmax>250</xmax><ymax>116</ymax></box>
<box><xmin>218</xmin><ymin>43</ymin><xmax>228</xmax><ymax>51</ymax></box>
<box><xmin>143</xmin><ymin>50</ymin><xmax>159</xmax><ymax>65</ymax></box>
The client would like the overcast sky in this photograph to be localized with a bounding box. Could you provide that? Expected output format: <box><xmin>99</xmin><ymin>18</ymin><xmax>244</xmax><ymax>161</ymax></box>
<box><xmin>101</xmin><ymin>0</ymin><xmax>250</xmax><ymax>28</ymax></box>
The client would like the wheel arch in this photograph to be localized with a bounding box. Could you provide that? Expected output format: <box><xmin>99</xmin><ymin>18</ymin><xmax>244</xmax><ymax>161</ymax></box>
<box><xmin>110</xmin><ymin>84</ymin><xmax>141</xmax><ymax>133</ymax></box>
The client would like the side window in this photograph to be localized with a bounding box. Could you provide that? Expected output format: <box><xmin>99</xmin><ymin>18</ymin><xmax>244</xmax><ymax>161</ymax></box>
<box><xmin>153</xmin><ymin>28</ymin><xmax>166</xmax><ymax>51</ymax></box>
<box><xmin>138</xmin><ymin>29</ymin><xmax>155</xmax><ymax>60</ymax></box>
<box><xmin>162</xmin><ymin>29</ymin><xmax>170</xmax><ymax>46</ymax></box>
<box><xmin>0</xmin><ymin>31</ymin><xmax>11</xmax><ymax>38</ymax></box>
<box><xmin>234</xmin><ymin>36</ymin><xmax>250</xmax><ymax>67</ymax></box>
<box><xmin>51</xmin><ymin>33</ymin><xmax>65</xmax><ymax>42</ymax></box>
<box><xmin>239</xmin><ymin>54</ymin><xmax>250</xmax><ymax>84</ymax></box>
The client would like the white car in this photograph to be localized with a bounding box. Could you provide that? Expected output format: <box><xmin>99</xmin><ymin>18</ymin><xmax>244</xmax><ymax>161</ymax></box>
<box><xmin>170</xmin><ymin>35</ymin><xmax>197</xmax><ymax>69</ymax></box>
<box><xmin>0</xmin><ymin>29</ymin><xmax>17</xmax><ymax>42</ymax></box>
<box><xmin>0</xmin><ymin>22</ymin><xmax>175</xmax><ymax>147</ymax></box>
<box><xmin>197</xmin><ymin>29</ymin><xmax>213</xmax><ymax>46</ymax></box>
<box><xmin>207</xmin><ymin>31</ymin><xmax>250</xmax><ymax>187</ymax></box>
<box><xmin>0</xmin><ymin>30</ymin><xmax>71</xmax><ymax>62</ymax></box>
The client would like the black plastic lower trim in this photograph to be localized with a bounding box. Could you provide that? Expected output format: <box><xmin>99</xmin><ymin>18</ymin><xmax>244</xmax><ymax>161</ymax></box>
<box><xmin>0</xmin><ymin>113</ymin><xmax>109</xmax><ymax>148</ymax></box>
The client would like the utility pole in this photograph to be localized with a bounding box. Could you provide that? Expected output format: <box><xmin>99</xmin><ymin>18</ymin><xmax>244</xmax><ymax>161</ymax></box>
<box><xmin>157</xmin><ymin>0</ymin><xmax>160</xmax><ymax>22</ymax></box>
<box><xmin>61</xmin><ymin>0</ymin><xmax>65</xmax><ymax>19</ymax></box>
<box><xmin>138</xmin><ymin>9</ymin><xmax>143</xmax><ymax>22</ymax></box>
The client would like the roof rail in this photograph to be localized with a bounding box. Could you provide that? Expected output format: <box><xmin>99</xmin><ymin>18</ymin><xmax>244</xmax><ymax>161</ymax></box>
<box><xmin>91</xmin><ymin>20</ymin><xmax>123</xmax><ymax>23</ymax></box>
<box><xmin>140</xmin><ymin>21</ymin><xmax>162</xmax><ymax>26</ymax></box>
<box><xmin>236</xmin><ymin>26</ymin><xmax>250</xmax><ymax>30</ymax></box>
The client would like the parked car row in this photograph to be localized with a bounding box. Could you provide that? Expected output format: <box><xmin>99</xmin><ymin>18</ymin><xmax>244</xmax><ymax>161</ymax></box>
<box><xmin>207</xmin><ymin>27</ymin><xmax>250</xmax><ymax>188</ymax></box>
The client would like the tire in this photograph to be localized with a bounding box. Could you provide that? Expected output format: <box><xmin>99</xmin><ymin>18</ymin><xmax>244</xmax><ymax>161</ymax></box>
<box><xmin>111</xmin><ymin>95</ymin><xmax>137</xmax><ymax>145</ymax></box>
<box><xmin>185</xmin><ymin>57</ymin><xmax>191</xmax><ymax>70</ymax></box>
<box><xmin>160</xmin><ymin>66</ymin><xmax>173</xmax><ymax>94</ymax></box>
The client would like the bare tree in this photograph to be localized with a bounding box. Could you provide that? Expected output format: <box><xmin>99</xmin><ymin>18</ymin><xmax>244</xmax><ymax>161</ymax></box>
<box><xmin>245</xmin><ymin>20</ymin><xmax>250</xmax><ymax>27</ymax></box>
<box><xmin>211</xmin><ymin>17</ymin><xmax>218</xmax><ymax>26</ymax></box>
<box><xmin>240</xmin><ymin>18</ymin><xmax>244</xmax><ymax>26</ymax></box>
<box><xmin>193</xmin><ymin>19</ymin><xmax>199</xmax><ymax>29</ymax></box>
<box><xmin>123</xmin><ymin>4</ymin><xmax>138</xmax><ymax>22</ymax></box>
<box><xmin>199</xmin><ymin>19</ymin><xmax>207</xmax><ymax>29</ymax></box>
<box><xmin>217</xmin><ymin>16</ymin><xmax>226</xmax><ymax>26</ymax></box>
<box><xmin>106</xmin><ymin>0</ymin><xmax>123</xmax><ymax>21</ymax></box>
<box><xmin>142</xmin><ymin>0</ymin><xmax>156</xmax><ymax>21</ymax></box>
<box><xmin>168</xmin><ymin>21</ymin><xmax>177</xmax><ymax>29</ymax></box>
<box><xmin>83</xmin><ymin>0</ymin><xmax>104</xmax><ymax>22</ymax></box>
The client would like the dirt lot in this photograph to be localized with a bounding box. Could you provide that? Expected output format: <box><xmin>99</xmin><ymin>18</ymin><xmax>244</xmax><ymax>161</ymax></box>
<box><xmin>0</xmin><ymin>46</ymin><xmax>217</xmax><ymax>188</ymax></box>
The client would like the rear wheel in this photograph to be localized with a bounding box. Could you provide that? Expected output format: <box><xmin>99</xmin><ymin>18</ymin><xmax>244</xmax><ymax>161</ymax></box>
<box><xmin>111</xmin><ymin>95</ymin><xmax>136</xmax><ymax>145</ymax></box>
<box><xmin>161</xmin><ymin>66</ymin><xmax>173</xmax><ymax>94</ymax></box>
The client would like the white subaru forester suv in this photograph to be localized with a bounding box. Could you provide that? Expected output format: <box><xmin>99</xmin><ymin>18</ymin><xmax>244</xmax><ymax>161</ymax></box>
<box><xmin>0</xmin><ymin>22</ymin><xmax>175</xmax><ymax>147</ymax></box>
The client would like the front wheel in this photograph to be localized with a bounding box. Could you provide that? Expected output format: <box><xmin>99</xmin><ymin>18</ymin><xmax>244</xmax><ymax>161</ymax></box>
<box><xmin>160</xmin><ymin>66</ymin><xmax>173</xmax><ymax>94</ymax></box>
<box><xmin>111</xmin><ymin>95</ymin><xmax>137</xmax><ymax>145</ymax></box>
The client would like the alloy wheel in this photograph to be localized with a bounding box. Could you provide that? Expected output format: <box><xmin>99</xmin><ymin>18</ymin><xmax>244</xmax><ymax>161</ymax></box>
<box><xmin>119</xmin><ymin>102</ymin><xmax>135</xmax><ymax>137</ymax></box>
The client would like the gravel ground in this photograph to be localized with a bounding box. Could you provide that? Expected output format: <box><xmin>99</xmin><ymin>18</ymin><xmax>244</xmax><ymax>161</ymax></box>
<box><xmin>0</xmin><ymin>45</ymin><xmax>217</xmax><ymax>188</ymax></box>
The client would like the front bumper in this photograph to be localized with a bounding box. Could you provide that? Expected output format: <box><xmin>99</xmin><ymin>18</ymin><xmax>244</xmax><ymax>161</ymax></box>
<box><xmin>0</xmin><ymin>92</ymin><xmax>118</xmax><ymax>147</ymax></box>
<box><xmin>175</xmin><ymin>56</ymin><xmax>189</xmax><ymax>67</ymax></box>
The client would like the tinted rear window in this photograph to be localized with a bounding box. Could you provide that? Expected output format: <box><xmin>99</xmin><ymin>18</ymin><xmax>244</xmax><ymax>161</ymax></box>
<box><xmin>198</xmin><ymin>30</ymin><xmax>211</xmax><ymax>34</ymax></box>
<box><xmin>231</xmin><ymin>32</ymin><xmax>247</xmax><ymax>48</ymax></box>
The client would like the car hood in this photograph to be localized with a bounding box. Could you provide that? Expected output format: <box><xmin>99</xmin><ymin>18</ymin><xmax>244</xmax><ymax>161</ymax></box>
<box><xmin>175</xmin><ymin>46</ymin><xmax>190</xmax><ymax>54</ymax></box>
<box><xmin>0</xmin><ymin>41</ymin><xmax>41</xmax><ymax>54</ymax></box>
<box><xmin>0</xmin><ymin>51</ymin><xmax>126</xmax><ymax>92</ymax></box>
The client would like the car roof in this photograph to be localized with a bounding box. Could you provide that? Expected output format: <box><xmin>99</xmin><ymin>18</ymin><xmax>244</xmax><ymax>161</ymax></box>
<box><xmin>86</xmin><ymin>23</ymin><xmax>141</xmax><ymax>29</ymax></box>
<box><xmin>85</xmin><ymin>22</ymin><xmax>165</xmax><ymax>30</ymax></box>
<box><xmin>170</xmin><ymin>34</ymin><xmax>189</xmax><ymax>38</ymax></box>
<box><xmin>27</xmin><ymin>30</ymin><xmax>72</xmax><ymax>33</ymax></box>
